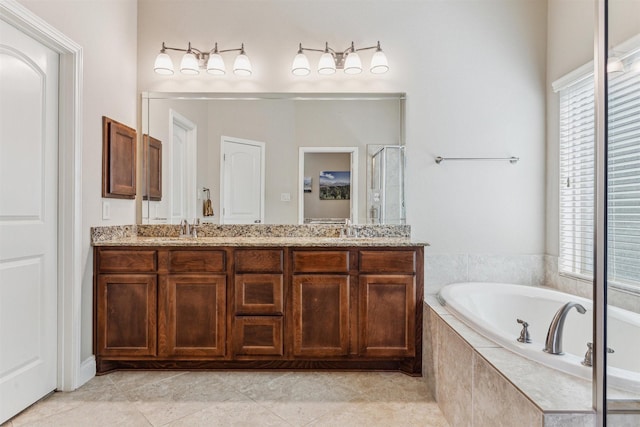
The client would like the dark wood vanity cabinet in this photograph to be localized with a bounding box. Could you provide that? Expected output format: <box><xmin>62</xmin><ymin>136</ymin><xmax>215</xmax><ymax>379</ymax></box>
<box><xmin>359</xmin><ymin>250</ymin><xmax>418</xmax><ymax>357</ymax></box>
<box><xmin>291</xmin><ymin>250</ymin><xmax>351</xmax><ymax>357</ymax></box>
<box><xmin>95</xmin><ymin>249</ymin><xmax>157</xmax><ymax>357</ymax></box>
<box><xmin>94</xmin><ymin>245</ymin><xmax>423</xmax><ymax>375</ymax></box>
<box><xmin>233</xmin><ymin>249</ymin><xmax>284</xmax><ymax>357</ymax></box>
<box><xmin>96</xmin><ymin>273</ymin><xmax>157</xmax><ymax>357</ymax></box>
<box><xmin>158</xmin><ymin>249</ymin><xmax>227</xmax><ymax>358</ymax></box>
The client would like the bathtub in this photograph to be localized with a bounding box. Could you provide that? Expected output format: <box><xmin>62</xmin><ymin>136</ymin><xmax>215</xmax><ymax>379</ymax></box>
<box><xmin>438</xmin><ymin>282</ymin><xmax>640</xmax><ymax>394</ymax></box>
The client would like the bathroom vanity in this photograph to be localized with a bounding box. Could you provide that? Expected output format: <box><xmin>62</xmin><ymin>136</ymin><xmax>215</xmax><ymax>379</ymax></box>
<box><xmin>92</xmin><ymin>230</ymin><xmax>424</xmax><ymax>375</ymax></box>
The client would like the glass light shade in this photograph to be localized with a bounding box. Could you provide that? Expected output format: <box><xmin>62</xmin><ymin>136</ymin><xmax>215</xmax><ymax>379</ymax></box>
<box><xmin>317</xmin><ymin>52</ymin><xmax>336</xmax><ymax>75</ymax></box>
<box><xmin>370</xmin><ymin>50</ymin><xmax>389</xmax><ymax>74</ymax></box>
<box><xmin>154</xmin><ymin>52</ymin><xmax>174</xmax><ymax>75</ymax></box>
<box><xmin>292</xmin><ymin>52</ymin><xmax>311</xmax><ymax>76</ymax></box>
<box><xmin>206</xmin><ymin>53</ymin><xmax>226</xmax><ymax>75</ymax></box>
<box><xmin>631</xmin><ymin>58</ymin><xmax>640</xmax><ymax>73</ymax></box>
<box><xmin>607</xmin><ymin>56</ymin><xmax>625</xmax><ymax>75</ymax></box>
<box><xmin>233</xmin><ymin>53</ymin><xmax>252</xmax><ymax>76</ymax></box>
<box><xmin>180</xmin><ymin>52</ymin><xmax>200</xmax><ymax>75</ymax></box>
<box><xmin>343</xmin><ymin>52</ymin><xmax>362</xmax><ymax>74</ymax></box>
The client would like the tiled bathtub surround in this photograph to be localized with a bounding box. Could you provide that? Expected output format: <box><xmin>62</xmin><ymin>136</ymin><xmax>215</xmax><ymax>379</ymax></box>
<box><xmin>424</xmin><ymin>253</ymin><xmax>545</xmax><ymax>294</ymax></box>
<box><xmin>91</xmin><ymin>224</ymin><xmax>411</xmax><ymax>242</ymax></box>
<box><xmin>423</xmin><ymin>296</ymin><xmax>596</xmax><ymax>426</ymax></box>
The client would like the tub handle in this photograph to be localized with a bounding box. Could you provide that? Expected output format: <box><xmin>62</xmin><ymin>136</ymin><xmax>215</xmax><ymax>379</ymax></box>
<box><xmin>516</xmin><ymin>319</ymin><xmax>532</xmax><ymax>343</ymax></box>
<box><xmin>581</xmin><ymin>342</ymin><xmax>615</xmax><ymax>367</ymax></box>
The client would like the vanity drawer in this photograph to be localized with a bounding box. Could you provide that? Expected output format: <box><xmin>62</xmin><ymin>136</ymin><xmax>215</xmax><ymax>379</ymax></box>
<box><xmin>292</xmin><ymin>250</ymin><xmax>350</xmax><ymax>273</ymax></box>
<box><xmin>235</xmin><ymin>274</ymin><xmax>284</xmax><ymax>314</ymax></box>
<box><xmin>235</xmin><ymin>249</ymin><xmax>283</xmax><ymax>273</ymax></box>
<box><xmin>233</xmin><ymin>316</ymin><xmax>283</xmax><ymax>356</ymax></box>
<box><xmin>97</xmin><ymin>249</ymin><xmax>157</xmax><ymax>273</ymax></box>
<box><xmin>168</xmin><ymin>250</ymin><xmax>226</xmax><ymax>273</ymax></box>
<box><xmin>359</xmin><ymin>250</ymin><xmax>416</xmax><ymax>274</ymax></box>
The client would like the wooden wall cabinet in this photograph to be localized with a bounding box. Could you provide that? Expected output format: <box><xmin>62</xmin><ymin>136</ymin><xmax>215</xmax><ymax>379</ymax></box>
<box><xmin>94</xmin><ymin>245</ymin><xmax>423</xmax><ymax>375</ymax></box>
<box><xmin>102</xmin><ymin>116</ymin><xmax>137</xmax><ymax>199</ymax></box>
<box><xmin>143</xmin><ymin>134</ymin><xmax>162</xmax><ymax>201</ymax></box>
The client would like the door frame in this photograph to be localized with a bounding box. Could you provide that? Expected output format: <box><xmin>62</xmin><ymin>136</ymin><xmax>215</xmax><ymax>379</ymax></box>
<box><xmin>0</xmin><ymin>1</ymin><xmax>83</xmax><ymax>391</ymax></box>
<box><xmin>298</xmin><ymin>147</ymin><xmax>359</xmax><ymax>225</ymax></box>
<box><xmin>219</xmin><ymin>136</ymin><xmax>266</xmax><ymax>224</ymax></box>
<box><xmin>169</xmin><ymin>109</ymin><xmax>197</xmax><ymax>223</ymax></box>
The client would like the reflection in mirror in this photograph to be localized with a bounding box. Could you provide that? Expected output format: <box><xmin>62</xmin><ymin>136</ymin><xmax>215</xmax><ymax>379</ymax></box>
<box><xmin>368</xmin><ymin>145</ymin><xmax>405</xmax><ymax>224</ymax></box>
<box><xmin>141</xmin><ymin>93</ymin><xmax>405</xmax><ymax>225</ymax></box>
<box><xmin>299</xmin><ymin>147</ymin><xmax>358</xmax><ymax>224</ymax></box>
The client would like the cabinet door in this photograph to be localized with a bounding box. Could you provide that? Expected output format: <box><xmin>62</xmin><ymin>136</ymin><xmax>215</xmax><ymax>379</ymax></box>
<box><xmin>359</xmin><ymin>275</ymin><xmax>416</xmax><ymax>357</ymax></box>
<box><xmin>233</xmin><ymin>316</ymin><xmax>283</xmax><ymax>356</ymax></box>
<box><xmin>292</xmin><ymin>275</ymin><xmax>349</xmax><ymax>357</ymax></box>
<box><xmin>96</xmin><ymin>274</ymin><xmax>157</xmax><ymax>357</ymax></box>
<box><xmin>159</xmin><ymin>274</ymin><xmax>226</xmax><ymax>357</ymax></box>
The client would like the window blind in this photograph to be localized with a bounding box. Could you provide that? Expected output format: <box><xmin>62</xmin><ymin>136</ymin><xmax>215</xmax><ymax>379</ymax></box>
<box><xmin>607</xmin><ymin>63</ymin><xmax>640</xmax><ymax>287</ymax></box>
<box><xmin>559</xmin><ymin>76</ymin><xmax>595</xmax><ymax>278</ymax></box>
<box><xmin>558</xmin><ymin>53</ymin><xmax>640</xmax><ymax>289</ymax></box>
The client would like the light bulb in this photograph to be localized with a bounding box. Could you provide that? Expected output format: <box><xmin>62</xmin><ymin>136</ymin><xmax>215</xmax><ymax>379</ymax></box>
<box><xmin>318</xmin><ymin>52</ymin><xmax>336</xmax><ymax>75</ymax></box>
<box><xmin>370</xmin><ymin>43</ymin><xmax>389</xmax><ymax>74</ymax></box>
<box><xmin>233</xmin><ymin>46</ymin><xmax>252</xmax><ymax>76</ymax></box>
<box><xmin>180</xmin><ymin>52</ymin><xmax>199</xmax><ymax>75</ymax></box>
<box><xmin>607</xmin><ymin>55</ymin><xmax>625</xmax><ymax>75</ymax></box>
<box><xmin>292</xmin><ymin>45</ymin><xmax>310</xmax><ymax>76</ymax></box>
<box><xmin>154</xmin><ymin>52</ymin><xmax>174</xmax><ymax>75</ymax></box>
<box><xmin>207</xmin><ymin>53</ymin><xmax>226</xmax><ymax>75</ymax></box>
<box><xmin>343</xmin><ymin>51</ymin><xmax>362</xmax><ymax>75</ymax></box>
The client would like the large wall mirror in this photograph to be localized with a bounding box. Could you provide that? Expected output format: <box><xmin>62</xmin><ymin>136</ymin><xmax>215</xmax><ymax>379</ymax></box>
<box><xmin>140</xmin><ymin>92</ymin><xmax>406</xmax><ymax>225</ymax></box>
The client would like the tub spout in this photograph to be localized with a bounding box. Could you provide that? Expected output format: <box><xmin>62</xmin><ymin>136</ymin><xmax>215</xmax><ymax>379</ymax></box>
<box><xmin>543</xmin><ymin>301</ymin><xmax>586</xmax><ymax>355</ymax></box>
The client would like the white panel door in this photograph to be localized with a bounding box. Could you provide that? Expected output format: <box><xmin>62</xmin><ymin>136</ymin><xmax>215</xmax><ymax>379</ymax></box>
<box><xmin>171</xmin><ymin>125</ymin><xmax>187</xmax><ymax>223</ymax></box>
<box><xmin>220</xmin><ymin>137</ymin><xmax>265</xmax><ymax>224</ymax></box>
<box><xmin>0</xmin><ymin>20</ymin><xmax>59</xmax><ymax>423</ymax></box>
<box><xmin>169</xmin><ymin>110</ymin><xmax>197</xmax><ymax>224</ymax></box>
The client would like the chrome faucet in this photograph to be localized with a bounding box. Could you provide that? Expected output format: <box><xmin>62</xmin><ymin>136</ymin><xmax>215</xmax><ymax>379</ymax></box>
<box><xmin>341</xmin><ymin>219</ymin><xmax>355</xmax><ymax>238</ymax></box>
<box><xmin>179</xmin><ymin>219</ymin><xmax>190</xmax><ymax>237</ymax></box>
<box><xmin>179</xmin><ymin>218</ymin><xmax>200</xmax><ymax>238</ymax></box>
<box><xmin>516</xmin><ymin>318</ymin><xmax>532</xmax><ymax>343</ymax></box>
<box><xmin>191</xmin><ymin>218</ymin><xmax>200</xmax><ymax>238</ymax></box>
<box><xmin>581</xmin><ymin>342</ymin><xmax>615</xmax><ymax>367</ymax></box>
<box><xmin>543</xmin><ymin>301</ymin><xmax>586</xmax><ymax>355</ymax></box>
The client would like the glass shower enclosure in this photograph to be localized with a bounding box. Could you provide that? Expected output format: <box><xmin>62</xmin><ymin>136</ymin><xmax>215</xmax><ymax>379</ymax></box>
<box><xmin>367</xmin><ymin>145</ymin><xmax>406</xmax><ymax>224</ymax></box>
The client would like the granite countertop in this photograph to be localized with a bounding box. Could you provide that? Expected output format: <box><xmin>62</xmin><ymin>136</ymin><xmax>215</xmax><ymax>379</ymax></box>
<box><xmin>92</xmin><ymin>236</ymin><xmax>428</xmax><ymax>247</ymax></box>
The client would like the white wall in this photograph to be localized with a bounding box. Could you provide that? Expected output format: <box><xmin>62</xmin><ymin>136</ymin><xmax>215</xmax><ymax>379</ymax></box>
<box><xmin>138</xmin><ymin>0</ymin><xmax>548</xmax><ymax>259</ymax></box>
<box><xmin>18</xmin><ymin>0</ymin><xmax>138</xmax><ymax>363</ymax></box>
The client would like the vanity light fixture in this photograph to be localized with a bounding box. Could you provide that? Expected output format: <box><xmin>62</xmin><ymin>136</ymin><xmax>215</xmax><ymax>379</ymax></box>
<box><xmin>154</xmin><ymin>42</ymin><xmax>252</xmax><ymax>76</ymax></box>
<box><xmin>607</xmin><ymin>53</ymin><xmax>626</xmax><ymax>75</ymax></box>
<box><xmin>291</xmin><ymin>41</ymin><xmax>388</xmax><ymax>76</ymax></box>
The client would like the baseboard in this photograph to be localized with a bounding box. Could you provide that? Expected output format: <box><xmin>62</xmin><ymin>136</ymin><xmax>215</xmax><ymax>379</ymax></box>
<box><xmin>78</xmin><ymin>355</ymin><xmax>96</xmax><ymax>387</ymax></box>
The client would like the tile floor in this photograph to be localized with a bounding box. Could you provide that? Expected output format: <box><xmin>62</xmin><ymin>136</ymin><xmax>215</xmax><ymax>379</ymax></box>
<box><xmin>4</xmin><ymin>371</ymin><xmax>449</xmax><ymax>426</ymax></box>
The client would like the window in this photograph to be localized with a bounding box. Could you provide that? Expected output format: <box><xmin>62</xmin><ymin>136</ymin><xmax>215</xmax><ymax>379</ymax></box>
<box><xmin>556</xmin><ymin>49</ymin><xmax>640</xmax><ymax>290</ymax></box>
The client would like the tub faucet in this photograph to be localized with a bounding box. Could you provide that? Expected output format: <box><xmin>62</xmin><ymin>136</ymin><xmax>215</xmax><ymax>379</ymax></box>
<box><xmin>516</xmin><ymin>318</ymin><xmax>532</xmax><ymax>343</ymax></box>
<box><xmin>581</xmin><ymin>342</ymin><xmax>615</xmax><ymax>367</ymax></box>
<box><xmin>543</xmin><ymin>302</ymin><xmax>586</xmax><ymax>355</ymax></box>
